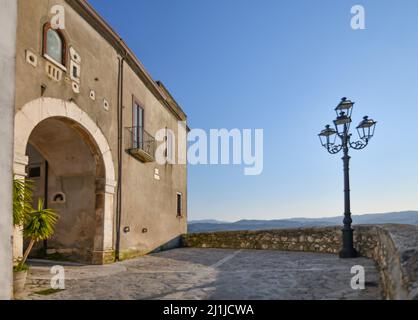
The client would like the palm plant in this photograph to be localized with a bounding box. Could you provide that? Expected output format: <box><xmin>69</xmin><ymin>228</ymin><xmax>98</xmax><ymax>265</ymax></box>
<box><xmin>13</xmin><ymin>179</ymin><xmax>33</xmax><ymax>226</ymax></box>
<box><xmin>21</xmin><ymin>198</ymin><xmax>58</xmax><ymax>265</ymax></box>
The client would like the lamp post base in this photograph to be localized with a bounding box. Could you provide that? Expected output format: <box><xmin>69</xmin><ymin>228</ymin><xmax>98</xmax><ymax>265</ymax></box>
<box><xmin>339</xmin><ymin>247</ymin><xmax>358</xmax><ymax>259</ymax></box>
<box><xmin>340</xmin><ymin>227</ymin><xmax>358</xmax><ymax>258</ymax></box>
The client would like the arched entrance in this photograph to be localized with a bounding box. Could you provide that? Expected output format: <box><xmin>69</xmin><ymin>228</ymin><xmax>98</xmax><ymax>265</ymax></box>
<box><xmin>13</xmin><ymin>98</ymin><xmax>116</xmax><ymax>264</ymax></box>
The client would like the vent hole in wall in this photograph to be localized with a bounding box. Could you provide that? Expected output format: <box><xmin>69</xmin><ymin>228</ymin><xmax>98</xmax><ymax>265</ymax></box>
<box><xmin>52</xmin><ymin>192</ymin><xmax>66</xmax><ymax>204</ymax></box>
<box><xmin>103</xmin><ymin>99</ymin><xmax>110</xmax><ymax>111</ymax></box>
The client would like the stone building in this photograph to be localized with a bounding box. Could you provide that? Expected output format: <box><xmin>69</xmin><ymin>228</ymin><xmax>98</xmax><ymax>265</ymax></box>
<box><xmin>0</xmin><ymin>0</ymin><xmax>18</xmax><ymax>301</ymax></box>
<box><xmin>11</xmin><ymin>0</ymin><xmax>188</xmax><ymax>265</ymax></box>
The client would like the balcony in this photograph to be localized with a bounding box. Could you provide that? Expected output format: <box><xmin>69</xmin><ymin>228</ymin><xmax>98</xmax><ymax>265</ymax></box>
<box><xmin>125</xmin><ymin>126</ymin><xmax>156</xmax><ymax>163</ymax></box>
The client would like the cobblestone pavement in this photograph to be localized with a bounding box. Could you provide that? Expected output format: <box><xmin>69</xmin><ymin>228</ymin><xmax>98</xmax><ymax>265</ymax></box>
<box><xmin>23</xmin><ymin>248</ymin><xmax>382</xmax><ymax>300</ymax></box>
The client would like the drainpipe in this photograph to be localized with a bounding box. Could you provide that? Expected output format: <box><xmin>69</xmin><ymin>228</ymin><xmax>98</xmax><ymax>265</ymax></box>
<box><xmin>43</xmin><ymin>160</ymin><xmax>49</xmax><ymax>255</ymax></box>
<box><xmin>115</xmin><ymin>53</ymin><xmax>125</xmax><ymax>261</ymax></box>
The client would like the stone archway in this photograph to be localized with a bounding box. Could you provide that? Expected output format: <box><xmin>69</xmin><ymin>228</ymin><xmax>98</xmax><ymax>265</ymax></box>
<box><xmin>13</xmin><ymin>98</ymin><xmax>116</xmax><ymax>264</ymax></box>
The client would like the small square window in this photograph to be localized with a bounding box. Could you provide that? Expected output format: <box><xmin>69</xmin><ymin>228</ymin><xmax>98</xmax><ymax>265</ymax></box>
<box><xmin>28</xmin><ymin>167</ymin><xmax>41</xmax><ymax>178</ymax></box>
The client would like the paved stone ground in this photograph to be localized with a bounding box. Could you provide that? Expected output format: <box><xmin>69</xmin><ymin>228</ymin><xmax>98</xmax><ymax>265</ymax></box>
<box><xmin>22</xmin><ymin>248</ymin><xmax>382</xmax><ymax>300</ymax></box>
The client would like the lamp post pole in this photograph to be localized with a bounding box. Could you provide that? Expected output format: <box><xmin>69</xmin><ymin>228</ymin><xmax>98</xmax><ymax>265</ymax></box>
<box><xmin>318</xmin><ymin>98</ymin><xmax>377</xmax><ymax>259</ymax></box>
<box><xmin>340</xmin><ymin>128</ymin><xmax>357</xmax><ymax>258</ymax></box>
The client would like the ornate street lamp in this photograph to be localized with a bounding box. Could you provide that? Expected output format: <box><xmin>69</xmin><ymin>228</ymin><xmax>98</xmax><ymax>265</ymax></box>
<box><xmin>318</xmin><ymin>97</ymin><xmax>377</xmax><ymax>258</ymax></box>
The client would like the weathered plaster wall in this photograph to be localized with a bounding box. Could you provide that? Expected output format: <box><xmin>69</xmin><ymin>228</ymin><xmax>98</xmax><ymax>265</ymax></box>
<box><xmin>119</xmin><ymin>64</ymin><xmax>187</xmax><ymax>260</ymax></box>
<box><xmin>15</xmin><ymin>0</ymin><xmax>119</xmax><ymax>158</ymax></box>
<box><xmin>15</xmin><ymin>0</ymin><xmax>188</xmax><ymax>263</ymax></box>
<box><xmin>15</xmin><ymin>0</ymin><xmax>120</xmax><ymax>264</ymax></box>
<box><xmin>182</xmin><ymin>224</ymin><xmax>418</xmax><ymax>300</ymax></box>
<box><xmin>0</xmin><ymin>0</ymin><xmax>17</xmax><ymax>300</ymax></box>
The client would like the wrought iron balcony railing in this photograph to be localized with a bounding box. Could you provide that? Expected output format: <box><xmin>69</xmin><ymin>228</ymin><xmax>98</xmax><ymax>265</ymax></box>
<box><xmin>125</xmin><ymin>126</ymin><xmax>156</xmax><ymax>163</ymax></box>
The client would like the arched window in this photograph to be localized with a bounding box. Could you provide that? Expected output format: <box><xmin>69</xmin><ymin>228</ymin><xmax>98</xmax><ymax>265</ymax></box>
<box><xmin>43</xmin><ymin>23</ymin><xmax>67</xmax><ymax>67</ymax></box>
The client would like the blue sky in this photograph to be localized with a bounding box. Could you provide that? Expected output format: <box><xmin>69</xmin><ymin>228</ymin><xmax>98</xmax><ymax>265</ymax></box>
<box><xmin>89</xmin><ymin>0</ymin><xmax>418</xmax><ymax>221</ymax></box>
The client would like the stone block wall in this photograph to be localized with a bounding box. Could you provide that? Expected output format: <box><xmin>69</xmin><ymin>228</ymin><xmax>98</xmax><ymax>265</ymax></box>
<box><xmin>182</xmin><ymin>227</ymin><xmax>343</xmax><ymax>253</ymax></box>
<box><xmin>182</xmin><ymin>224</ymin><xmax>418</xmax><ymax>300</ymax></box>
<box><xmin>355</xmin><ymin>225</ymin><xmax>418</xmax><ymax>300</ymax></box>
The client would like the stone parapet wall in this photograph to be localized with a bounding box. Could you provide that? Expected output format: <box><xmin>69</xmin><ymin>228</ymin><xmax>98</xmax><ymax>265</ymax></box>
<box><xmin>182</xmin><ymin>224</ymin><xmax>418</xmax><ymax>300</ymax></box>
<box><xmin>355</xmin><ymin>225</ymin><xmax>418</xmax><ymax>300</ymax></box>
<box><xmin>183</xmin><ymin>227</ymin><xmax>343</xmax><ymax>253</ymax></box>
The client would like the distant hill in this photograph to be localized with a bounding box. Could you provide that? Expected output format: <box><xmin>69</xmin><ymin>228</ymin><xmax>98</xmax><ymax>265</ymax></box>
<box><xmin>188</xmin><ymin>211</ymin><xmax>418</xmax><ymax>233</ymax></box>
<box><xmin>188</xmin><ymin>219</ymin><xmax>228</xmax><ymax>225</ymax></box>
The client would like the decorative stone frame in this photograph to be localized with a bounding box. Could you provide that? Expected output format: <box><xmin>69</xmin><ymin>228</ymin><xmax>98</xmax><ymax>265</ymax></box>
<box><xmin>25</xmin><ymin>50</ymin><xmax>38</xmax><ymax>68</ymax></box>
<box><xmin>13</xmin><ymin>98</ymin><xmax>117</xmax><ymax>264</ymax></box>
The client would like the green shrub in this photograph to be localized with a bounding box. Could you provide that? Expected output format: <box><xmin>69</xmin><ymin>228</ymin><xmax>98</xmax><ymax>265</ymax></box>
<box><xmin>13</xmin><ymin>262</ymin><xmax>29</xmax><ymax>273</ymax></box>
